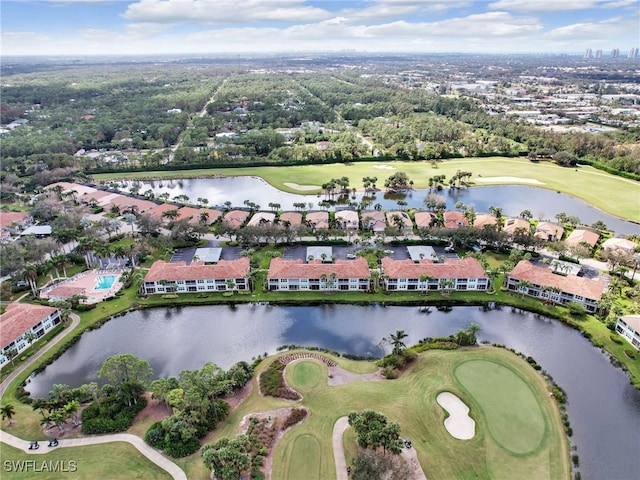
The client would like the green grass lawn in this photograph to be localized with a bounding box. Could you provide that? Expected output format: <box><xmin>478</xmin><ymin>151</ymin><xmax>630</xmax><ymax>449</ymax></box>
<box><xmin>199</xmin><ymin>348</ymin><xmax>568</xmax><ymax>480</ymax></box>
<box><xmin>0</xmin><ymin>442</ymin><xmax>171</xmax><ymax>480</ymax></box>
<box><xmin>92</xmin><ymin>157</ymin><xmax>640</xmax><ymax>221</ymax></box>
<box><xmin>454</xmin><ymin>359</ymin><xmax>547</xmax><ymax>455</ymax></box>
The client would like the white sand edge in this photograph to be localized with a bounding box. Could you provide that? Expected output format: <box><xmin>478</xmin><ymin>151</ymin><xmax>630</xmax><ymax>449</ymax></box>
<box><xmin>436</xmin><ymin>392</ymin><xmax>475</xmax><ymax>440</ymax></box>
<box><xmin>474</xmin><ymin>176</ymin><xmax>543</xmax><ymax>184</ymax></box>
<box><xmin>283</xmin><ymin>182</ymin><xmax>319</xmax><ymax>191</ymax></box>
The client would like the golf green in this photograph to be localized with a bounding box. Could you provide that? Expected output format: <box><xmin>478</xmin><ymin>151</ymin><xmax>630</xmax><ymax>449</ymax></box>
<box><xmin>454</xmin><ymin>359</ymin><xmax>547</xmax><ymax>455</ymax></box>
<box><xmin>291</xmin><ymin>360</ymin><xmax>323</xmax><ymax>388</ymax></box>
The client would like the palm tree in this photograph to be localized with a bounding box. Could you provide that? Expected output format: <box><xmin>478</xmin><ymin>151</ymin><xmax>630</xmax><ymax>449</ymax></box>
<box><xmin>467</xmin><ymin>323</ymin><xmax>481</xmax><ymax>344</ymax></box>
<box><xmin>389</xmin><ymin>330</ymin><xmax>408</xmax><ymax>355</ymax></box>
<box><xmin>24</xmin><ymin>331</ymin><xmax>38</xmax><ymax>349</ymax></box>
<box><xmin>4</xmin><ymin>348</ymin><xmax>18</xmax><ymax>367</ymax></box>
<box><xmin>23</xmin><ymin>262</ymin><xmax>39</xmax><ymax>297</ymax></box>
<box><xmin>1</xmin><ymin>404</ymin><xmax>16</xmax><ymax>426</ymax></box>
<box><xmin>63</xmin><ymin>400</ymin><xmax>80</xmax><ymax>426</ymax></box>
<box><xmin>517</xmin><ymin>279</ymin><xmax>533</xmax><ymax>297</ymax></box>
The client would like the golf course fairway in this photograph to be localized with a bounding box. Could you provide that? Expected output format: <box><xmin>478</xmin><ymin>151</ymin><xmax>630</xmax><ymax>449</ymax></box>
<box><xmin>208</xmin><ymin>347</ymin><xmax>570</xmax><ymax>480</ymax></box>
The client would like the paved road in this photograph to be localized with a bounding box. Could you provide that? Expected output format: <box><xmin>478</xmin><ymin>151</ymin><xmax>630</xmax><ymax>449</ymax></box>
<box><xmin>0</xmin><ymin>430</ymin><xmax>186</xmax><ymax>480</ymax></box>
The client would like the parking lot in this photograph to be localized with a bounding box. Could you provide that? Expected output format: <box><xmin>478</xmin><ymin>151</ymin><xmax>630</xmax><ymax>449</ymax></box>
<box><xmin>170</xmin><ymin>244</ymin><xmax>459</xmax><ymax>264</ymax></box>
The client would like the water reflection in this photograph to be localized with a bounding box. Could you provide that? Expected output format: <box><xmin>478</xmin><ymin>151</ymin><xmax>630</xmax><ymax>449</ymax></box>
<box><xmin>25</xmin><ymin>305</ymin><xmax>640</xmax><ymax>480</ymax></box>
<box><xmin>121</xmin><ymin>178</ymin><xmax>639</xmax><ymax>234</ymax></box>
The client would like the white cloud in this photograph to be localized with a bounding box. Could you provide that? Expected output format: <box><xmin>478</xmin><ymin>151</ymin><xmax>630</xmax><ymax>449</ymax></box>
<box><xmin>489</xmin><ymin>0</ymin><xmax>638</xmax><ymax>11</ymax></box>
<box><xmin>546</xmin><ymin>16</ymin><xmax>637</xmax><ymax>40</ymax></box>
<box><xmin>122</xmin><ymin>0</ymin><xmax>332</xmax><ymax>24</ymax></box>
<box><xmin>336</xmin><ymin>0</ymin><xmax>472</xmax><ymax>22</ymax></box>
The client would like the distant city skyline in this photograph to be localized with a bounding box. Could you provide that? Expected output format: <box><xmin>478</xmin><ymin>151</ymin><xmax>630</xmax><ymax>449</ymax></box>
<box><xmin>1</xmin><ymin>0</ymin><xmax>639</xmax><ymax>57</ymax></box>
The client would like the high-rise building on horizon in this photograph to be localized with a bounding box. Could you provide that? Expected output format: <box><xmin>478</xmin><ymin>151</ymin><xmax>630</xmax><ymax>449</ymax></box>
<box><xmin>611</xmin><ymin>48</ymin><xmax>620</xmax><ymax>58</ymax></box>
<box><xmin>595</xmin><ymin>50</ymin><xmax>602</xmax><ymax>58</ymax></box>
<box><xmin>629</xmin><ymin>47</ymin><xmax>639</xmax><ymax>59</ymax></box>
<box><xmin>584</xmin><ymin>48</ymin><xmax>593</xmax><ymax>59</ymax></box>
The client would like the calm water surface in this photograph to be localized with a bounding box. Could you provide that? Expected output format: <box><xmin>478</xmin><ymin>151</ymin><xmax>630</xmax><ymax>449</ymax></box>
<box><xmin>122</xmin><ymin>177</ymin><xmax>640</xmax><ymax>234</ymax></box>
<box><xmin>27</xmin><ymin>305</ymin><xmax>640</xmax><ymax>480</ymax></box>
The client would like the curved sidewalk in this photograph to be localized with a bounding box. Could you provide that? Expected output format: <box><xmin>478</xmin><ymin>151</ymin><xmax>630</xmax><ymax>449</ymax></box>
<box><xmin>0</xmin><ymin>313</ymin><xmax>80</xmax><ymax>399</ymax></box>
<box><xmin>0</xmin><ymin>430</ymin><xmax>186</xmax><ymax>480</ymax></box>
<box><xmin>333</xmin><ymin>416</ymin><xmax>350</xmax><ymax>480</ymax></box>
<box><xmin>0</xmin><ymin>312</ymin><xmax>187</xmax><ymax>480</ymax></box>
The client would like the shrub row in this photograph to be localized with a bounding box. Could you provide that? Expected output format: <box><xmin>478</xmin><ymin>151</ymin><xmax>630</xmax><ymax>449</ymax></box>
<box><xmin>259</xmin><ymin>361</ymin><xmax>301</xmax><ymax>400</ymax></box>
<box><xmin>82</xmin><ymin>396</ymin><xmax>147</xmax><ymax>434</ymax></box>
<box><xmin>282</xmin><ymin>408</ymin><xmax>308</xmax><ymax>430</ymax></box>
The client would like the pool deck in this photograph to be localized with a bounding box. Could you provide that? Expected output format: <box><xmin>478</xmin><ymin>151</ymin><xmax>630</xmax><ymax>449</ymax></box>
<box><xmin>40</xmin><ymin>270</ymin><xmax>124</xmax><ymax>304</ymax></box>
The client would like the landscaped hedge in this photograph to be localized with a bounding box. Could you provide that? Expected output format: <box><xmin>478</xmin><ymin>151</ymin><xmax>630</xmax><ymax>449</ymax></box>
<box><xmin>259</xmin><ymin>361</ymin><xmax>301</xmax><ymax>400</ymax></box>
<box><xmin>81</xmin><ymin>395</ymin><xmax>147</xmax><ymax>434</ymax></box>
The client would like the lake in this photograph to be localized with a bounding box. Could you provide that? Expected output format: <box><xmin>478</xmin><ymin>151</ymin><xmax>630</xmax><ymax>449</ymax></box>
<box><xmin>121</xmin><ymin>177</ymin><xmax>640</xmax><ymax>234</ymax></box>
<box><xmin>26</xmin><ymin>304</ymin><xmax>640</xmax><ymax>480</ymax></box>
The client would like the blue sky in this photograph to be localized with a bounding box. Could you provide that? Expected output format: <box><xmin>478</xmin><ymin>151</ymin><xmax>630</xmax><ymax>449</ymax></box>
<box><xmin>1</xmin><ymin>0</ymin><xmax>638</xmax><ymax>56</ymax></box>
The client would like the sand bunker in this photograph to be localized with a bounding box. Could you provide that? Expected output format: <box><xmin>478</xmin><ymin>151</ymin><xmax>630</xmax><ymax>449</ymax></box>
<box><xmin>437</xmin><ymin>392</ymin><xmax>475</xmax><ymax>440</ymax></box>
<box><xmin>372</xmin><ymin>164</ymin><xmax>395</xmax><ymax>170</ymax></box>
<box><xmin>283</xmin><ymin>182</ymin><xmax>319</xmax><ymax>191</ymax></box>
<box><xmin>474</xmin><ymin>176</ymin><xmax>543</xmax><ymax>185</ymax></box>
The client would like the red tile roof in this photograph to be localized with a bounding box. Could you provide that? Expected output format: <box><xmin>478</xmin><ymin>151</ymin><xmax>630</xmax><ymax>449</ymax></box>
<box><xmin>534</xmin><ymin>222</ymin><xmax>564</xmax><ymax>240</ymax></box>
<box><xmin>267</xmin><ymin>257</ymin><xmax>370</xmax><ymax>280</ymax></box>
<box><xmin>509</xmin><ymin>260</ymin><xmax>606</xmax><ymax>300</ymax></box>
<box><xmin>386</xmin><ymin>211</ymin><xmax>412</xmax><ymax>228</ymax></box>
<box><xmin>414</xmin><ymin>211</ymin><xmax>435</xmax><ymax>228</ymax></box>
<box><xmin>1</xmin><ymin>303</ymin><xmax>58</xmax><ymax>349</ymax></box>
<box><xmin>247</xmin><ymin>212</ymin><xmax>276</xmax><ymax>226</ymax></box>
<box><xmin>279</xmin><ymin>212</ymin><xmax>303</xmax><ymax>227</ymax></box>
<box><xmin>223</xmin><ymin>210</ymin><xmax>250</xmax><ymax>228</ymax></box>
<box><xmin>443</xmin><ymin>211</ymin><xmax>468</xmax><ymax>228</ymax></box>
<box><xmin>147</xmin><ymin>203</ymin><xmax>180</xmax><ymax>218</ymax></box>
<box><xmin>0</xmin><ymin>212</ymin><xmax>29</xmax><ymax>229</ymax></box>
<box><xmin>41</xmin><ymin>286</ymin><xmax>87</xmax><ymax>299</ymax></box>
<box><xmin>565</xmin><ymin>229</ymin><xmax>600</xmax><ymax>248</ymax></box>
<box><xmin>306</xmin><ymin>211</ymin><xmax>329</xmax><ymax>229</ymax></box>
<box><xmin>335</xmin><ymin>210</ymin><xmax>359</xmax><ymax>228</ymax></box>
<box><xmin>110</xmin><ymin>195</ymin><xmax>157</xmax><ymax>213</ymax></box>
<box><xmin>473</xmin><ymin>213</ymin><xmax>497</xmax><ymax>229</ymax></box>
<box><xmin>503</xmin><ymin>217</ymin><xmax>531</xmax><ymax>234</ymax></box>
<box><xmin>381</xmin><ymin>256</ymin><xmax>487</xmax><ymax>280</ymax></box>
<box><xmin>144</xmin><ymin>258</ymin><xmax>250</xmax><ymax>282</ymax></box>
<box><xmin>176</xmin><ymin>206</ymin><xmax>202</xmax><ymax>223</ymax></box>
<box><xmin>201</xmin><ymin>208</ymin><xmax>222</xmax><ymax>224</ymax></box>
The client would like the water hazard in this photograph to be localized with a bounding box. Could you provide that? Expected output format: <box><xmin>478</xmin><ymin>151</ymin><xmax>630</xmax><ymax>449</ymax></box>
<box><xmin>26</xmin><ymin>304</ymin><xmax>640</xmax><ymax>480</ymax></box>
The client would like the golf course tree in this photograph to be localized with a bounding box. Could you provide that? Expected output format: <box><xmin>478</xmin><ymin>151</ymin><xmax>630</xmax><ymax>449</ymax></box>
<box><xmin>348</xmin><ymin>410</ymin><xmax>404</xmax><ymax>455</ymax></box>
<box><xmin>389</xmin><ymin>330</ymin><xmax>408</xmax><ymax>355</ymax></box>
<box><xmin>145</xmin><ymin>361</ymin><xmax>253</xmax><ymax>457</ymax></box>
<box><xmin>201</xmin><ymin>435</ymin><xmax>251</xmax><ymax>480</ymax></box>
<box><xmin>1</xmin><ymin>403</ymin><xmax>16</xmax><ymax>426</ymax></box>
<box><xmin>455</xmin><ymin>323</ymin><xmax>481</xmax><ymax>346</ymax></box>
<box><xmin>81</xmin><ymin>354</ymin><xmax>152</xmax><ymax>434</ymax></box>
<box><xmin>97</xmin><ymin>353</ymin><xmax>153</xmax><ymax>407</ymax></box>
<box><xmin>384</xmin><ymin>171</ymin><xmax>413</xmax><ymax>192</ymax></box>
<box><xmin>351</xmin><ymin>449</ymin><xmax>413</xmax><ymax>480</ymax></box>
<box><xmin>380</xmin><ymin>330</ymin><xmax>416</xmax><ymax>377</ymax></box>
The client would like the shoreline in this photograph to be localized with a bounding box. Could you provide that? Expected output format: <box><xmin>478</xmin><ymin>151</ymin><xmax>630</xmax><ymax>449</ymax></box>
<box><xmin>92</xmin><ymin>171</ymin><xmax>640</xmax><ymax>225</ymax></box>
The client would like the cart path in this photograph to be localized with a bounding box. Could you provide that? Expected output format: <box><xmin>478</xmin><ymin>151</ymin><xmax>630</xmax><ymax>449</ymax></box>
<box><xmin>0</xmin><ymin>430</ymin><xmax>187</xmax><ymax>480</ymax></box>
<box><xmin>0</xmin><ymin>313</ymin><xmax>81</xmax><ymax>399</ymax></box>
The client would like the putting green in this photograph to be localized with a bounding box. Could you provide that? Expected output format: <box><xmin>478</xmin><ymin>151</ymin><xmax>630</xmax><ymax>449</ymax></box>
<box><xmin>290</xmin><ymin>360</ymin><xmax>323</xmax><ymax>388</ymax></box>
<box><xmin>287</xmin><ymin>434</ymin><xmax>321</xmax><ymax>479</ymax></box>
<box><xmin>455</xmin><ymin>359</ymin><xmax>547</xmax><ymax>455</ymax></box>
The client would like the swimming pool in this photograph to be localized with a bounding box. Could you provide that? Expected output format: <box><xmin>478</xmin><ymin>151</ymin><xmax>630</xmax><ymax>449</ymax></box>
<box><xmin>95</xmin><ymin>275</ymin><xmax>118</xmax><ymax>291</ymax></box>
